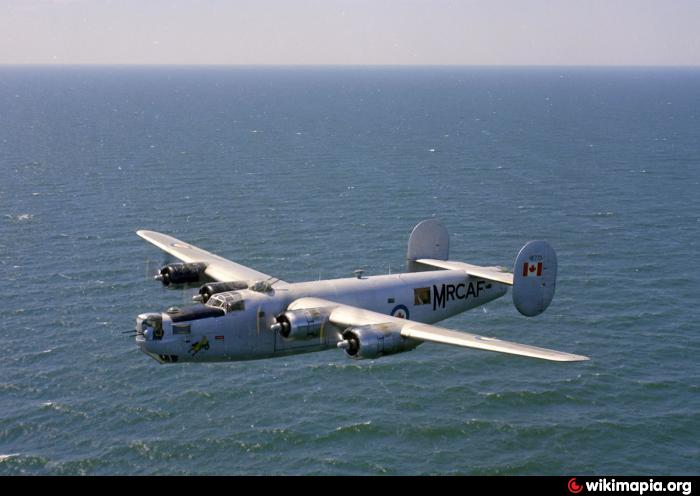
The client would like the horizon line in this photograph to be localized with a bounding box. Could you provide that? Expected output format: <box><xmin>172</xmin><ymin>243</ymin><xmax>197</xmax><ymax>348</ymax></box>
<box><xmin>1</xmin><ymin>63</ymin><xmax>699</xmax><ymax>69</ymax></box>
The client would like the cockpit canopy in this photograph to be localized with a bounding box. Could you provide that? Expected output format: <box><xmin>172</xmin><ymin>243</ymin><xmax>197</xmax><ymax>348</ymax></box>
<box><xmin>206</xmin><ymin>291</ymin><xmax>245</xmax><ymax>313</ymax></box>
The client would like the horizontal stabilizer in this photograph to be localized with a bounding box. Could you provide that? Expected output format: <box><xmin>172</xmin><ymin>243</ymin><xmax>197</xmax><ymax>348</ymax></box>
<box><xmin>415</xmin><ymin>259</ymin><xmax>514</xmax><ymax>285</ymax></box>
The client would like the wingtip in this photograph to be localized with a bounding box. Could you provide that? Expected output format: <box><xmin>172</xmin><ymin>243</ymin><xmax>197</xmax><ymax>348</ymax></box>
<box><xmin>561</xmin><ymin>354</ymin><xmax>590</xmax><ymax>362</ymax></box>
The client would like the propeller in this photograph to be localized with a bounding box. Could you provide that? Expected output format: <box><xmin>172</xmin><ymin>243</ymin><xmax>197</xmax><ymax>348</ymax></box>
<box><xmin>144</xmin><ymin>253</ymin><xmax>174</xmax><ymax>282</ymax></box>
<box><xmin>143</xmin><ymin>254</ymin><xmax>192</xmax><ymax>305</ymax></box>
<box><xmin>336</xmin><ymin>336</ymin><xmax>358</xmax><ymax>355</ymax></box>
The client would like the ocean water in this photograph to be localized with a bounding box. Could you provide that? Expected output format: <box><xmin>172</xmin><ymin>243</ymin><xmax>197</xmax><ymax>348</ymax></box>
<box><xmin>0</xmin><ymin>66</ymin><xmax>698</xmax><ymax>475</ymax></box>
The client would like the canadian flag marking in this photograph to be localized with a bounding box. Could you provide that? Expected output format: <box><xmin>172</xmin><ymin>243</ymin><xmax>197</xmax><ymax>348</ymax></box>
<box><xmin>522</xmin><ymin>262</ymin><xmax>543</xmax><ymax>277</ymax></box>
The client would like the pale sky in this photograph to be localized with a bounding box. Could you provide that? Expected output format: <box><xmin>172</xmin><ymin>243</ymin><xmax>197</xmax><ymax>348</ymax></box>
<box><xmin>1</xmin><ymin>0</ymin><xmax>699</xmax><ymax>65</ymax></box>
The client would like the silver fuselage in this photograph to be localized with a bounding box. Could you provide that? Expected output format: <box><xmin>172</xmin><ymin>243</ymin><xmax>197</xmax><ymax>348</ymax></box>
<box><xmin>136</xmin><ymin>270</ymin><xmax>507</xmax><ymax>363</ymax></box>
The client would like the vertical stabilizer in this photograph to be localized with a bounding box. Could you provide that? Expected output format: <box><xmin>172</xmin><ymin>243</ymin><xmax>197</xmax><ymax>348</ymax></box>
<box><xmin>406</xmin><ymin>219</ymin><xmax>449</xmax><ymax>272</ymax></box>
<box><xmin>512</xmin><ymin>240</ymin><xmax>557</xmax><ymax>316</ymax></box>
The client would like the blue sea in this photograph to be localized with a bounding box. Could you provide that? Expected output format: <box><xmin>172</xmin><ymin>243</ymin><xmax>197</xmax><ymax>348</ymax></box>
<box><xmin>1</xmin><ymin>66</ymin><xmax>698</xmax><ymax>475</ymax></box>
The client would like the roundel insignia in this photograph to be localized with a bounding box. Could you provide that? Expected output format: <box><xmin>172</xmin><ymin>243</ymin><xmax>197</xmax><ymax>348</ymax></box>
<box><xmin>390</xmin><ymin>304</ymin><xmax>409</xmax><ymax>320</ymax></box>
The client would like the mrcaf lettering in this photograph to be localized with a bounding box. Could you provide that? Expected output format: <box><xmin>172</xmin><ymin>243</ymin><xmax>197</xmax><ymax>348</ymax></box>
<box><xmin>433</xmin><ymin>281</ymin><xmax>485</xmax><ymax>310</ymax></box>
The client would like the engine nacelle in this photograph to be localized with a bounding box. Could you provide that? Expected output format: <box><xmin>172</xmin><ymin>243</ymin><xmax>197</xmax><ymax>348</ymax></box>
<box><xmin>339</xmin><ymin>326</ymin><xmax>414</xmax><ymax>360</ymax></box>
<box><xmin>156</xmin><ymin>262</ymin><xmax>208</xmax><ymax>288</ymax></box>
<box><xmin>272</xmin><ymin>308</ymin><xmax>331</xmax><ymax>340</ymax></box>
<box><xmin>195</xmin><ymin>281</ymin><xmax>249</xmax><ymax>303</ymax></box>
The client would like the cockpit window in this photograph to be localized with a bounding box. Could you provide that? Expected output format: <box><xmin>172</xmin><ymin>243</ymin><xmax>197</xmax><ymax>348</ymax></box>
<box><xmin>206</xmin><ymin>291</ymin><xmax>245</xmax><ymax>312</ymax></box>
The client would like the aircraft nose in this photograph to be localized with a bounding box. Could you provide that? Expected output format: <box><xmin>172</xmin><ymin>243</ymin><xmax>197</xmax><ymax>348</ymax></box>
<box><xmin>135</xmin><ymin>313</ymin><xmax>168</xmax><ymax>363</ymax></box>
<box><xmin>135</xmin><ymin>327</ymin><xmax>155</xmax><ymax>353</ymax></box>
<box><xmin>136</xmin><ymin>333</ymin><xmax>172</xmax><ymax>363</ymax></box>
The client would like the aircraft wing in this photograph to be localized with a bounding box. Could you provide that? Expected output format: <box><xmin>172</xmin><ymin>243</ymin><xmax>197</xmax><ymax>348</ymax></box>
<box><xmin>288</xmin><ymin>298</ymin><xmax>588</xmax><ymax>362</ymax></box>
<box><xmin>415</xmin><ymin>259</ymin><xmax>514</xmax><ymax>285</ymax></box>
<box><xmin>137</xmin><ymin>230</ymin><xmax>288</xmax><ymax>285</ymax></box>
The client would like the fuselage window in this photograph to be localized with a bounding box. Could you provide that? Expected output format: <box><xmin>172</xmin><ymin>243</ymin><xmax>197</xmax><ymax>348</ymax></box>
<box><xmin>414</xmin><ymin>287</ymin><xmax>430</xmax><ymax>305</ymax></box>
<box><xmin>172</xmin><ymin>323</ymin><xmax>191</xmax><ymax>335</ymax></box>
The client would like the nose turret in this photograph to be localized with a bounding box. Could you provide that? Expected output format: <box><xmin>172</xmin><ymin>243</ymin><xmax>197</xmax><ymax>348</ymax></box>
<box><xmin>135</xmin><ymin>313</ymin><xmax>169</xmax><ymax>362</ymax></box>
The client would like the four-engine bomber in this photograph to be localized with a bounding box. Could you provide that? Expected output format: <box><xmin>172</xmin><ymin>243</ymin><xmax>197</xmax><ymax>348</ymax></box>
<box><xmin>135</xmin><ymin>220</ymin><xmax>588</xmax><ymax>364</ymax></box>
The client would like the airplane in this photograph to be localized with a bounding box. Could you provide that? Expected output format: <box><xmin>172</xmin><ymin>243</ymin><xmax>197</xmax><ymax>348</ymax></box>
<box><xmin>134</xmin><ymin>220</ymin><xmax>588</xmax><ymax>364</ymax></box>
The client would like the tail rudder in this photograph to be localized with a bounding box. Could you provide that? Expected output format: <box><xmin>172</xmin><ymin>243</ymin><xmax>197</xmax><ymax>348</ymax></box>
<box><xmin>406</xmin><ymin>219</ymin><xmax>449</xmax><ymax>272</ymax></box>
<box><xmin>512</xmin><ymin>240</ymin><xmax>557</xmax><ymax>317</ymax></box>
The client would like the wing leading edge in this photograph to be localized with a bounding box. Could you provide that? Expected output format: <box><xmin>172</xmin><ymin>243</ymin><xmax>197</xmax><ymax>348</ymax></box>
<box><xmin>136</xmin><ymin>230</ymin><xmax>288</xmax><ymax>285</ymax></box>
<box><xmin>399</xmin><ymin>324</ymin><xmax>588</xmax><ymax>362</ymax></box>
<box><xmin>288</xmin><ymin>297</ymin><xmax>587</xmax><ymax>362</ymax></box>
